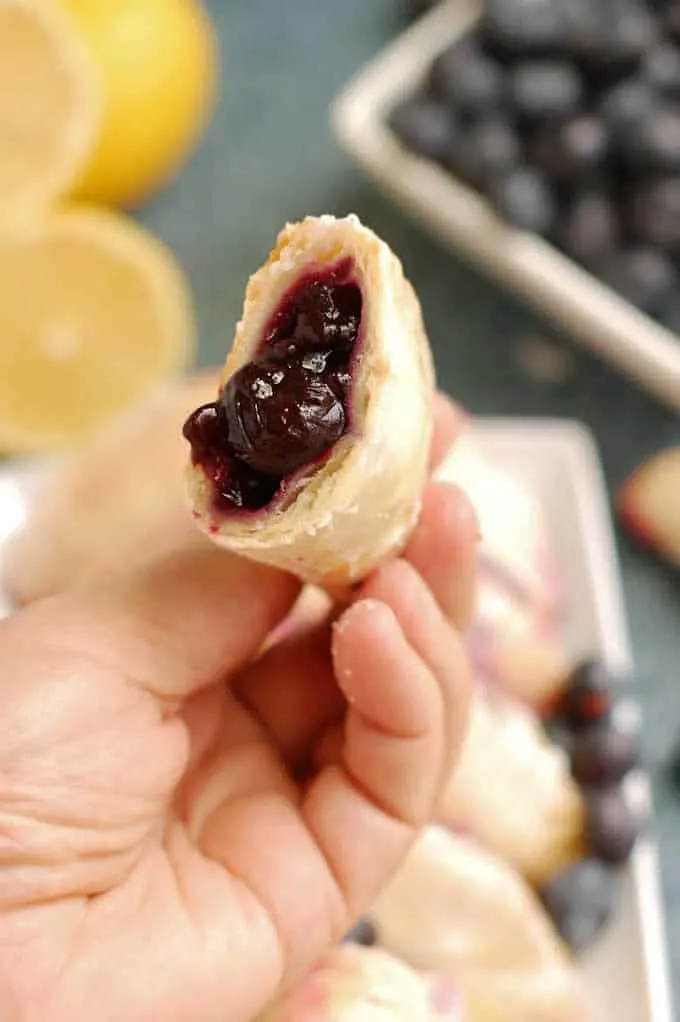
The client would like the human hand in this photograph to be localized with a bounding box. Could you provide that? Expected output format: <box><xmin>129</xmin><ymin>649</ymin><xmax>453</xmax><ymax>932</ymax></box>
<box><xmin>0</xmin><ymin>397</ymin><xmax>477</xmax><ymax>1022</ymax></box>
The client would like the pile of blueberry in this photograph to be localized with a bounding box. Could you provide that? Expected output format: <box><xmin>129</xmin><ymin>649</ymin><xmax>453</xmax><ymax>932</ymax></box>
<box><xmin>540</xmin><ymin>658</ymin><xmax>643</xmax><ymax>952</ymax></box>
<box><xmin>390</xmin><ymin>0</ymin><xmax>680</xmax><ymax>331</ymax></box>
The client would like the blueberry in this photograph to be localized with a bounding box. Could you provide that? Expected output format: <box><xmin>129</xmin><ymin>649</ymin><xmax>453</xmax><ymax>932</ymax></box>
<box><xmin>619</xmin><ymin>107</ymin><xmax>680</xmax><ymax>172</ymax></box>
<box><xmin>600</xmin><ymin>247</ymin><xmax>679</xmax><ymax>315</ymax></box>
<box><xmin>342</xmin><ymin>918</ymin><xmax>378</xmax><ymax>946</ymax></box>
<box><xmin>556</xmin><ymin>190</ymin><xmax>618</xmax><ymax>268</ymax></box>
<box><xmin>643</xmin><ymin>43</ymin><xmax>680</xmax><ymax>95</ymax></box>
<box><xmin>665</xmin><ymin>1</ymin><xmax>680</xmax><ymax>42</ymax></box>
<box><xmin>389</xmin><ymin>95</ymin><xmax>456</xmax><ymax>162</ymax></box>
<box><xmin>510</xmin><ymin>61</ymin><xmax>584</xmax><ymax>121</ymax></box>
<box><xmin>183</xmin><ymin>402</ymin><xmax>225</xmax><ymax>465</ymax></box>
<box><xmin>628</xmin><ymin>177</ymin><xmax>680</xmax><ymax>251</ymax></box>
<box><xmin>600</xmin><ymin>79</ymin><xmax>656</xmax><ymax>135</ymax></box>
<box><xmin>215</xmin><ymin>456</ymin><xmax>280</xmax><ymax>512</ymax></box>
<box><xmin>429</xmin><ymin>40</ymin><xmax>505</xmax><ymax>113</ymax></box>
<box><xmin>540</xmin><ymin>859</ymin><xmax>619</xmax><ymax>953</ymax></box>
<box><xmin>446</xmin><ymin>117</ymin><xmax>520</xmax><ymax>188</ymax></box>
<box><xmin>183</xmin><ymin>402</ymin><xmax>282</xmax><ymax>512</ymax></box>
<box><xmin>556</xmin><ymin>659</ymin><xmax>615</xmax><ymax>728</ymax></box>
<box><xmin>571</xmin><ymin>720</ymin><xmax>639</xmax><ymax>786</ymax></box>
<box><xmin>482</xmin><ymin>0</ymin><xmax>566</xmax><ymax>57</ymax></box>
<box><xmin>566</xmin><ymin>0</ymin><xmax>656</xmax><ymax>78</ymax></box>
<box><xmin>529</xmin><ymin>115</ymin><xmax>609</xmax><ymax>182</ymax></box>
<box><xmin>585</xmin><ymin>787</ymin><xmax>641</xmax><ymax>864</ymax></box>
<box><xmin>221</xmin><ymin>363</ymin><xmax>345</xmax><ymax>477</ymax></box>
<box><xmin>490</xmin><ymin>166</ymin><xmax>556</xmax><ymax>235</ymax></box>
<box><xmin>284</xmin><ymin>279</ymin><xmax>361</xmax><ymax>354</ymax></box>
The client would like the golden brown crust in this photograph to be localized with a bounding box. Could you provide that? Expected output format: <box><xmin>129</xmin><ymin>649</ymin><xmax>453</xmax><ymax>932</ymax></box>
<box><xmin>187</xmin><ymin>215</ymin><xmax>435</xmax><ymax>586</ymax></box>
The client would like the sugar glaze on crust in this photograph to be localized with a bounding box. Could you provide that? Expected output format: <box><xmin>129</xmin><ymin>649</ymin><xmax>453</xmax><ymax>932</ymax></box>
<box><xmin>185</xmin><ymin>214</ymin><xmax>435</xmax><ymax>586</ymax></box>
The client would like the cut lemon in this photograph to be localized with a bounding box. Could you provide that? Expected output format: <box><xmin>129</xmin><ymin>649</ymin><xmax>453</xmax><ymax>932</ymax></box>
<box><xmin>0</xmin><ymin>0</ymin><xmax>102</xmax><ymax>216</ymax></box>
<box><xmin>0</xmin><ymin>205</ymin><xmax>197</xmax><ymax>453</ymax></box>
<box><xmin>63</xmin><ymin>0</ymin><xmax>218</xmax><ymax>209</ymax></box>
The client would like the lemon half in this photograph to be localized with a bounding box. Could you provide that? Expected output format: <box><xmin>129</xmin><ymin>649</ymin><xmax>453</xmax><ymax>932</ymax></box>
<box><xmin>0</xmin><ymin>0</ymin><xmax>102</xmax><ymax>217</ymax></box>
<box><xmin>0</xmin><ymin>206</ymin><xmax>196</xmax><ymax>452</ymax></box>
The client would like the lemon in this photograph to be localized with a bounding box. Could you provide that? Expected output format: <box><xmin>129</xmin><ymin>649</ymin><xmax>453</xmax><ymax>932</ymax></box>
<box><xmin>62</xmin><ymin>0</ymin><xmax>218</xmax><ymax>209</ymax></box>
<box><xmin>0</xmin><ymin>206</ymin><xmax>196</xmax><ymax>453</ymax></box>
<box><xmin>0</xmin><ymin>0</ymin><xmax>101</xmax><ymax>217</ymax></box>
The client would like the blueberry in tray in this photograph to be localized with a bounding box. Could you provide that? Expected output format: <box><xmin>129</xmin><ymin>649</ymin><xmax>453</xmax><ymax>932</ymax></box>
<box><xmin>388</xmin><ymin>0</ymin><xmax>680</xmax><ymax>333</ymax></box>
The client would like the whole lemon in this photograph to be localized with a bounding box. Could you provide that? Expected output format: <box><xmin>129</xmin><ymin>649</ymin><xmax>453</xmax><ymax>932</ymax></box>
<box><xmin>63</xmin><ymin>0</ymin><xmax>218</xmax><ymax>208</ymax></box>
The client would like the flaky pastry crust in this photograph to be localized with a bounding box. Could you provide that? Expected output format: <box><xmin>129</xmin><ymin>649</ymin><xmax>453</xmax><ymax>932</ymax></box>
<box><xmin>186</xmin><ymin>215</ymin><xmax>435</xmax><ymax>586</ymax></box>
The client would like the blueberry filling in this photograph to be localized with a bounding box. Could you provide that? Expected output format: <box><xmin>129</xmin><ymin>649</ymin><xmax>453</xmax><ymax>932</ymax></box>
<box><xmin>183</xmin><ymin>260</ymin><xmax>362</xmax><ymax>512</ymax></box>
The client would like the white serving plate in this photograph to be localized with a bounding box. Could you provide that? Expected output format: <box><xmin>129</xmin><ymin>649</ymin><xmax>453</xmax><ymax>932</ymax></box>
<box><xmin>0</xmin><ymin>420</ymin><xmax>674</xmax><ymax>1021</ymax></box>
<box><xmin>331</xmin><ymin>0</ymin><xmax>680</xmax><ymax>413</ymax></box>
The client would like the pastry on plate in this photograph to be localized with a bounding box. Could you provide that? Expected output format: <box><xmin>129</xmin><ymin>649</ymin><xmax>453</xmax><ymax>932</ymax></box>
<box><xmin>371</xmin><ymin>827</ymin><xmax>586</xmax><ymax>1022</ymax></box>
<box><xmin>467</xmin><ymin>565</ymin><xmax>567</xmax><ymax>709</ymax></box>
<box><xmin>183</xmin><ymin>214</ymin><xmax>435</xmax><ymax>588</ymax></box>
<box><xmin>5</xmin><ymin>370</ymin><xmax>218</xmax><ymax>604</ymax></box>
<box><xmin>256</xmin><ymin>944</ymin><xmax>463</xmax><ymax>1021</ymax></box>
<box><xmin>436</xmin><ymin>432</ymin><xmax>567</xmax><ymax>706</ymax></box>
<box><xmin>437</xmin><ymin>688</ymin><xmax>584</xmax><ymax>885</ymax></box>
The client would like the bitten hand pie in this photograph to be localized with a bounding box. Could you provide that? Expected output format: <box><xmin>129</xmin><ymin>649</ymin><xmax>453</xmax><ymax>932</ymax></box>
<box><xmin>183</xmin><ymin>215</ymin><xmax>435</xmax><ymax>587</ymax></box>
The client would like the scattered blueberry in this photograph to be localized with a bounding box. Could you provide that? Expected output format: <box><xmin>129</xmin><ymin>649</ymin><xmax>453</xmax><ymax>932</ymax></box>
<box><xmin>556</xmin><ymin>659</ymin><xmax>615</xmax><ymax>728</ymax></box>
<box><xmin>627</xmin><ymin>177</ymin><xmax>680</xmax><ymax>251</ymax></box>
<box><xmin>510</xmin><ymin>60</ymin><xmax>584</xmax><ymax>121</ymax></box>
<box><xmin>600</xmin><ymin>247</ymin><xmax>679</xmax><ymax>315</ymax></box>
<box><xmin>571</xmin><ymin>720</ymin><xmax>639</xmax><ymax>786</ymax></box>
<box><xmin>540</xmin><ymin>858</ymin><xmax>619</xmax><ymax>953</ymax></box>
<box><xmin>389</xmin><ymin>96</ymin><xmax>456</xmax><ymax>162</ymax></box>
<box><xmin>429</xmin><ymin>40</ymin><xmax>505</xmax><ymax>113</ymax></box>
<box><xmin>585</xmin><ymin>787</ymin><xmax>641</xmax><ymax>864</ymax></box>
<box><xmin>342</xmin><ymin>918</ymin><xmax>378</xmax><ymax>946</ymax></box>
<box><xmin>490</xmin><ymin>166</ymin><xmax>556</xmax><ymax>234</ymax></box>
<box><xmin>556</xmin><ymin>190</ymin><xmax>618</xmax><ymax>268</ymax></box>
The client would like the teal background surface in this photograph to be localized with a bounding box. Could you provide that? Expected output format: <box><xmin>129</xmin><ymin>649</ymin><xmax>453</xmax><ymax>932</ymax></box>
<box><xmin>136</xmin><ymin>0</ymin><xmax>680</xmax><ymax>998</ymax></box>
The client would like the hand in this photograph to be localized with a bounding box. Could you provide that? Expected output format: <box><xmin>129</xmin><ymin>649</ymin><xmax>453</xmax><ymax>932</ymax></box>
<box><xmin>0</xmin><ymin>397</ymin><xmax>477</xmax><ymax>1022</ymax></box>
